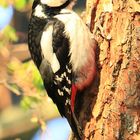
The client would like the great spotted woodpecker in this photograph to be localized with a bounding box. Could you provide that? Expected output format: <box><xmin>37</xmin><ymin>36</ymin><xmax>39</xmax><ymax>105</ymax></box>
<box><xmin>28</xmin><ymin>0</ymin><xmax>96</xmax><ymax>139</ymax></box>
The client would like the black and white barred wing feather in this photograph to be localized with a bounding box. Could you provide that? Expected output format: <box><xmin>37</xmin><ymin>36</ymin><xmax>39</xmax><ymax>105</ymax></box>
<box><xmin>39</xmin><ymin>18</ymin><xmax>72</xmax><ymax>114</ymax></box>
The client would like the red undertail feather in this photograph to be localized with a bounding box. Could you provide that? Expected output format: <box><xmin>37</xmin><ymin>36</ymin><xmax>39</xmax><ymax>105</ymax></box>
<box><xmin>71</xmin><ymin>84</ymin><xmax>77</xmax><ymax>112</ymax></box>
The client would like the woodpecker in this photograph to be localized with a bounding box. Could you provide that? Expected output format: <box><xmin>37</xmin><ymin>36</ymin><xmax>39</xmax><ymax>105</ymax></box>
<box><xmin>28</xmin><ymin>0</ymin><xmax>96</xmax><ymax>139</ymax></box>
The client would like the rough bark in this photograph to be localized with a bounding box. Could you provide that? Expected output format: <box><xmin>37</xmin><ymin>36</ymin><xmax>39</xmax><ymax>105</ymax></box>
<box><xmin>75</xmin><ymin>0</ymin><xmax>140</xmax><ymax>140</ymax></box>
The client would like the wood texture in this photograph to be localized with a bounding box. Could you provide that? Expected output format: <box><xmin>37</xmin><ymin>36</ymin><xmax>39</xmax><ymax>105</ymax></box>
<box><xmin>75</xmin><ymin>0</ymin><xmax>140</xmax><ymax>139</ymax></box>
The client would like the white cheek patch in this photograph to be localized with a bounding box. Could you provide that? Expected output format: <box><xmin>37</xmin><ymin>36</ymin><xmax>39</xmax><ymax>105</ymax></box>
<box><xmin>34</xmin><ymin>5</ymin><xmax>47</xmax><ymax>18</ymax></box>
<box><xmin>41</xmin><ymin>25</ymin><xmax>60</xmax><ymax>73</ymax></box>
<box><xmin>41</xmin><ymin>0</ymin><xmax>66</xmax><ymax>7</ymax></box>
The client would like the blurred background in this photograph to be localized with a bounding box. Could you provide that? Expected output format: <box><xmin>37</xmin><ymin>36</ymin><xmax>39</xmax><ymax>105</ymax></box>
<box><xmin>0</xmin><ymin>0</ymin><xmax>86</xmax><ymax>140</ymax></box>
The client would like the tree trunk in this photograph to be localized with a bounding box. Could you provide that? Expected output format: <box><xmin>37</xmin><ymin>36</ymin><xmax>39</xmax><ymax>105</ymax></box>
<box><xmin>76</xmin><ymin>0</ymin><xmax>140</xmax><ymax>140</ymax></box>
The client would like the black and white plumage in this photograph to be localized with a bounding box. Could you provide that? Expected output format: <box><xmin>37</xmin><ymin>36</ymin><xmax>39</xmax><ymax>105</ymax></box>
<box><xmin>28</xmin><ymin>0</ymin><xmax>96</xmax><ymax>139</ymax></box>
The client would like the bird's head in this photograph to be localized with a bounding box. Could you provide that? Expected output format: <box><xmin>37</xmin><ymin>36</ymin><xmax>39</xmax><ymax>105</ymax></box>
<box><xmin>40</xmin><ymin>0</ymin><xmax>71</xmax><ymax>7</ymax></box>
<box><xmin>32</xmin><ymin>0</ymin><xmax>77</xmax><ymax>17</ymax></box>
<box><xmin>32</xmin><ymin>0</ymin><xmax>75</xmax><ymax>9</ymax></box>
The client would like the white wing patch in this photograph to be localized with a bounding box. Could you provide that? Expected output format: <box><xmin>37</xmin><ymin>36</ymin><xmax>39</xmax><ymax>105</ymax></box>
<box><xmin>58</xmin><ymin>89</ymin><xmax>64</xmax><ymax>96</ymax></box>
<box><xmin>65</xmin><ymin>98</ymin><xmax>71</xmax><ymax>106</ymax></box>
<box><xmin>41</xmin><ymin>25</ymin><xmax>60</xmax><ymax>73</ymax></box>
<box><xmin>63</xmin><ymin>86</ymin><xmax>71</xmax><ymax>95</ymax></box>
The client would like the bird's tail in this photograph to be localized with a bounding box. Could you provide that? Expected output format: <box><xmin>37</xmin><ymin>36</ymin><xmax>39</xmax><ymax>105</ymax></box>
<box><xmin>67</xmin><ymin>111</ymin><xmax>83</xmax><ymax>140</ymax></box>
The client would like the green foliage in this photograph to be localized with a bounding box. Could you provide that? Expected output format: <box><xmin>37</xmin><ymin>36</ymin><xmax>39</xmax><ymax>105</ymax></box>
<box><xmin>0</xmin><ymin>1</ymin><xmax>8</xmax><ymax>7</ymax></box>
<box><xmin>32</xmin><ymin>67</ymin><xmax>44</xmax><ymax>91</ymax></box>
<box><xmin>7</xmin><ymin>82</ymin><xmax>23</xmax><ymax>95</ymax></box>
<box><xmin>0</xmin><ymin>25</ymin><xmax>18</xmax><ymax>48</ymax></box>
<box><xmin>0</xmin><ymin>0</ymin><xmax>54</xmax><ymax>116</ymax></box>
<box><xmin>3</xmin><ymin>25</ymin><xmax>18</xmax><ymax>41</ymax></box>
<box><xmin>13</xmin><ymin>0</ymin><xmax>33</xmax><ymax>11</ymax></box>
<box><xmin>7</xmin><ymin>59</ymin><xmax>46</xmax><ymax>110</ymax></box>
<box><xmin>20</xmin><ymin>96</ymin><xmax>41</xmax><ymax>110</ymax></box>
<box><xmin>22</xmin><ymin>62</ymin><xmax>44</xmax><ymax>91</ymax></box>
<box><xmin>0</xmin><ymin>0</ymin><xmax>33</xmax><ymax>10</ymax></box>
<box><xmin>14</xmin><ymin>0</ymin><xmax>27</xmax><ymax>10</ymax></box>
<box><xmin>8</xmin><ymin>59</ymin><xmax>44</xmax><ymax>92</ymax></box>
